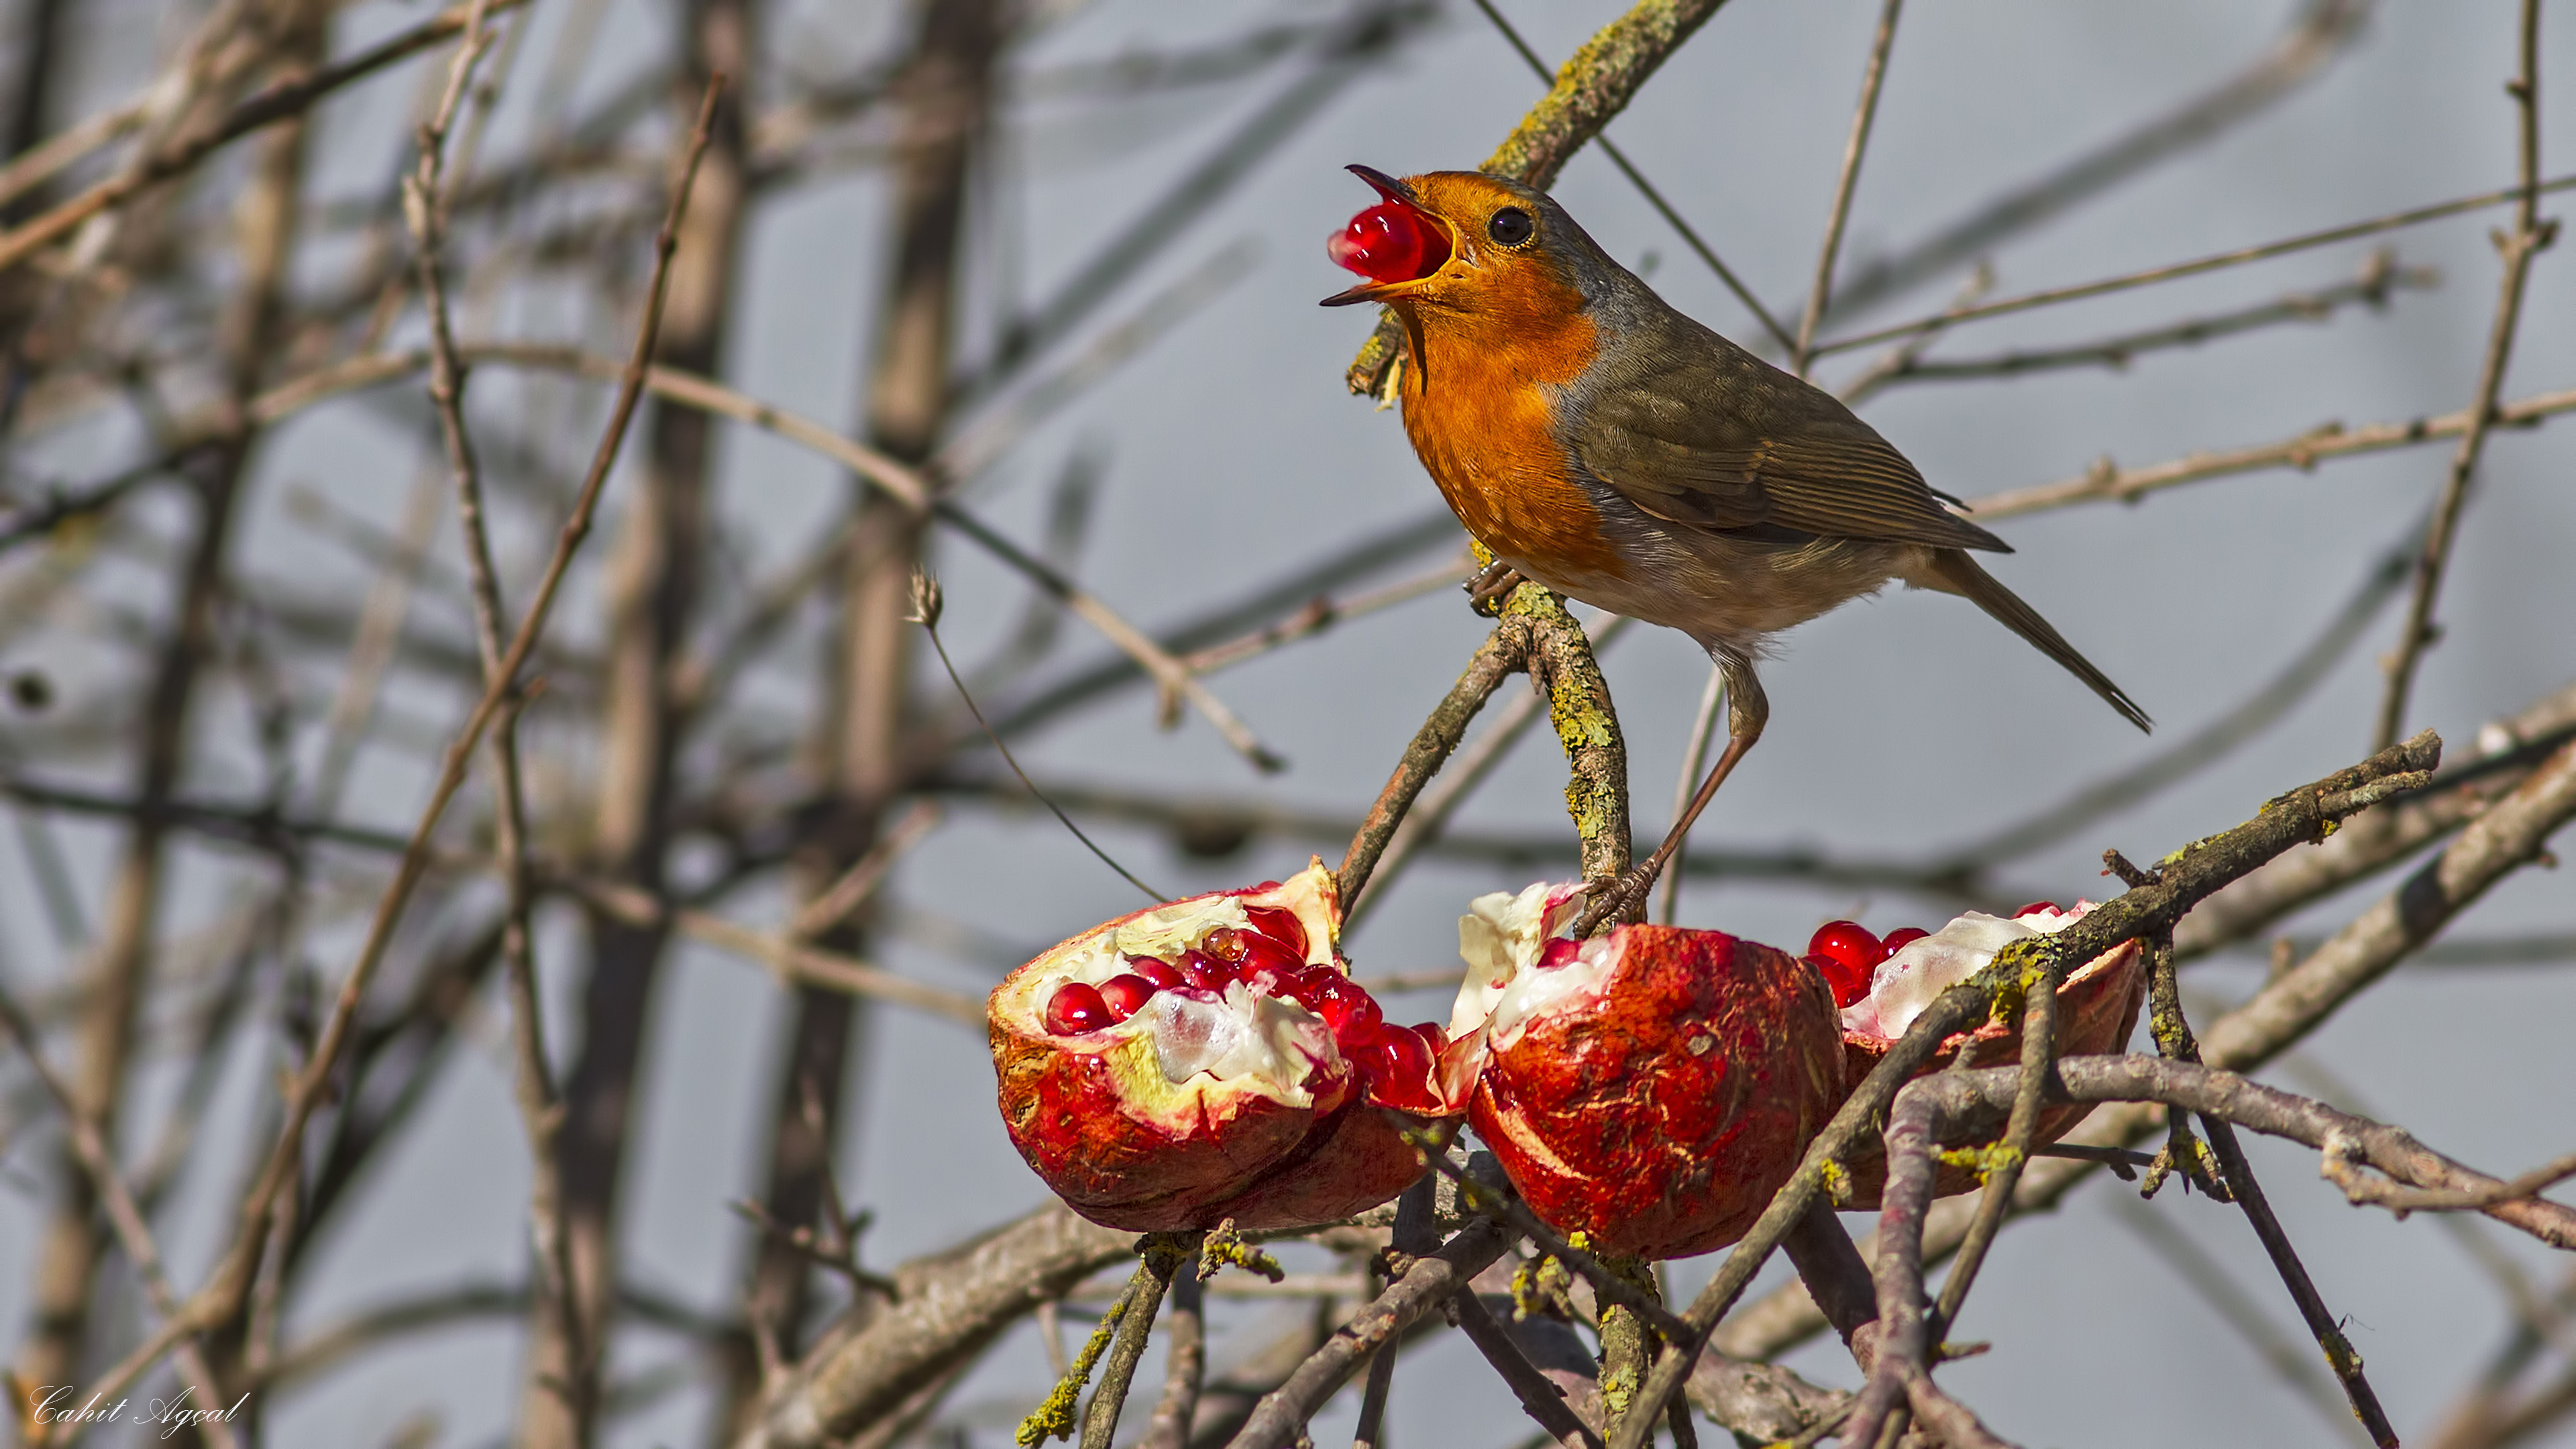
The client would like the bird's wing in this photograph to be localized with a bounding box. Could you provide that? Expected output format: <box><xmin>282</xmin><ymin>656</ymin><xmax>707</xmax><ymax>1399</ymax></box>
<box><xmin>1568</xmin><ymin>334</ymin><xmax>2008</xmax><ymax>551</ymax></box>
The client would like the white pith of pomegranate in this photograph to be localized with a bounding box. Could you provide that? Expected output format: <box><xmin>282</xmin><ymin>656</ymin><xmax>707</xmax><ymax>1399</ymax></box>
<box><xmin>1837</xmin><ymin>900</ymin><xmax>2098</xmax><ymax>1040</ymax></box>
<box><xmin>1004</xmin><ymin>867</ymin><xmax>1445</xmax><ymax>1114</ymax></box>
<box><xmin>1445</xmin><ymin>881</ymin><xmax>1612</xmax><ymax>1059</ymax></box>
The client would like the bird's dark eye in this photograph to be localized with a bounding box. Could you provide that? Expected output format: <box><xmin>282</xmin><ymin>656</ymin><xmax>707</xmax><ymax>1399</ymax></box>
<box><xmin>1487</xmin><ymin>207</ymin><xmax>1534</xmax><ymax>246</ymax></box>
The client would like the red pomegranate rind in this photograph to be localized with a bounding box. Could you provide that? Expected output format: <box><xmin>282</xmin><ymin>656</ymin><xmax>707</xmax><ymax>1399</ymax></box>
<box><xmin>1835</xmin><ymin>937</ymin><xmax>2146</xmax><ymax>1207</ymax></box>
<box><xmin>1210</xmin><ymin>1099</ymin><xmax>1444</xmax><ymax>1230</ymax></box>
<box><xmin>1452</xmin><ymin>885</ymin><xmax>1842</xmax><ymax>1260</ymax></box>
<box><xmin>989</xmin><ymin>859</ymin><xmax>1456</xmax><ymax>1231</ymax></box>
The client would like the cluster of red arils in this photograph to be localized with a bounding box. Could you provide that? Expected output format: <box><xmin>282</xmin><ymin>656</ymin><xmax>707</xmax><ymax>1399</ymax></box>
<box><xmin>1819</xmin><ymin>900</ymin><xmax>2148</xmax><ymax>1207</ymax></box>
<box><xmin>991</xmin><ymin>863</ymin><xmax>1456</xmax><ymax>1232</ymax></box>
<box><xmin>1327</xmin><ymin>196</ymin><xmax>1452</xmax><ymax>284</ymax></box>
<box><xmin>1037</xmin><ymin>900</ymin><xmax>1446</xmax><ymax>1115</ymax></box>
<box><xmin>1803</xmin><ymin>902</ymin><xmax>2072</xmax><ymax>1008</ymax></box>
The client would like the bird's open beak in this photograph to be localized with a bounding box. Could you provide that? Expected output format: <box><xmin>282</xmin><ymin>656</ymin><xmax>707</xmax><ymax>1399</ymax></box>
<box><xmin>1320</xmin><ymin>164</ymin><xmax>1457</xmax><ymax>307</ymax></box>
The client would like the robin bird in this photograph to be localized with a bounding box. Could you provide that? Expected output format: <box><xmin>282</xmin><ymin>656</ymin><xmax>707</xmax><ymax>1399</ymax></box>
<box><xmin>1322</xmin><ymin>166</ymin><xmax>2150</xmax><ymax>923</ymax></box>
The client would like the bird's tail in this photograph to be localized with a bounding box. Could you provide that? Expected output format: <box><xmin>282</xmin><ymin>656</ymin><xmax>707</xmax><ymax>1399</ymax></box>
<box><xmin>1918</xmin><ymin>549</ymin><xmax>2152</xmax><ymax>733</ymax></box>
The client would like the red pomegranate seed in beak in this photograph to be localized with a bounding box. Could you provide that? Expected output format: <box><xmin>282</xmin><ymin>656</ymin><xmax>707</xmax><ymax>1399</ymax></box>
<box><xmin>1328</xmin><ymin>202</ymin><xmax>1451</xmax><ymax>284</ymax></box>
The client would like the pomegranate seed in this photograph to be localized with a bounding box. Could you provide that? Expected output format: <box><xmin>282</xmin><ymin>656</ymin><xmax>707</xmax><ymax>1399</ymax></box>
<box><xmin>1807</xmin><ymin>922</ymin><xmax>1886</xmax><ymax>1010</ymax></box>
<box><xmin>1097</xmin><ymin>973</ymin><xmax>1157</xmax><ymax>1021</ymax></box>
<box><xmin>1536</xmin><ymin>936</ymin><xmax>1584</xmax><ymax>970</ymax></box>
<box><xmin>1355</xmin><ymin>1026</ymin><xmax>1439</xmax><ymax>1111</ymax></box>
<box><xmin>1880</xmin><ymin>926</ymin><xmax>1930</xmax><ymax>953</ymax></box>
<box><xmin>1127</xmin><ymin>957</ymin><xmax>1183</xmax><ymax>990</ymax></box>
<box><xmin>1805</xmin><ymin>953</ymin><xmax>1870</xmax><ymax>1010</ymax></box>
<box><xmin>2014</xmin><ymin>900</ymin><xmax>2061</xmax><ymax>919</ymax></box>
<box><xmin>1411</xmin><ymin>1022</ymin><xmax>1448</xmax><ymax>1054</ymax></box>
<box><xmin>1807</xmin><ymin>921</ymin><xmax>1887</xmax><ymax>973</ymax></box>
<box><xmin>1243</xmin><ymin>906</ymin><xmax>1309</xmax><ymax>958</ymax></box>
<box><xmin>1200</xmin><ymin>928</ymin><xmax>1249</xmax><ymax>965</ymax></box>
<box><xmin>1177</xmin><ymin>949</ymin><xmax>1234</xmax><ymax>991</ymax></box>
<box><xmin>1328</xmin><ymin>203</ymin><xmax>1452</xmax><ymax>284</ymax></box>
<box><xmin>1307</xmin><ymin>973</ymin><xmax>1382</xmax><ymax>1043</ymax></box>
<box><xmin>1271</xmin><ymin>966</ymin><xmax>1333</xmax><ymax>1010</ymax></box>
<box><xmin>1044</xmin><ymin>981</ymin><xmax>1114</xmax><ymax>1034</ymax></box>
<box><xmin>1234</xmin><ymin>930</ymin><xmax>1305</xmax><ymax>984</ymax></box>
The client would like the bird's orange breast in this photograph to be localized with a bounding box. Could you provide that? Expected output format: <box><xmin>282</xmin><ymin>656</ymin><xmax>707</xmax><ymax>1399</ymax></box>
<box><xmin>1397</xmin><ymin>280</ymin><xmax>1626</xmax><ymax>583</ymax></box>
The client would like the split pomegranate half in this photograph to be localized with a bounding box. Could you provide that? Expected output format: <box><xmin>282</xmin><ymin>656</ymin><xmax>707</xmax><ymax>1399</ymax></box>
<box><xmin>989</xmin><ymin>861</ymin><xmax>1459</xmax><ymax>1232</ymax></box>
<box><xmin>1829</xmin><ymin>902</ymin><xmax>2148</xmax><ymax>1205</ymax></box>
<box><xmin>1446</xmin><ymin>883</ymin><xmax>1845</xmax><ymax>1261</ymax></box>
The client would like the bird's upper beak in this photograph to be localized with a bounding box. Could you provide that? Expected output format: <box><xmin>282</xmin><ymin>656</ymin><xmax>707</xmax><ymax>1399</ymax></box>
<box><xmin>1320</xmin><ymin>164</ymin><xmax>1458</xmax><ymax>307</ymax></box>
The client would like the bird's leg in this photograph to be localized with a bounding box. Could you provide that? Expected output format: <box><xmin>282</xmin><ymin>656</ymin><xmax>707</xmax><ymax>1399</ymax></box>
<box><xmin>1465</xmin><ymin>558</ymin><xmax>1526</xmax><ymax>614</ymax></box>
<box><xmin>1575</xmin><ymin>655</ymin><xmax>1766</xmax><ymax>935</ymax></box>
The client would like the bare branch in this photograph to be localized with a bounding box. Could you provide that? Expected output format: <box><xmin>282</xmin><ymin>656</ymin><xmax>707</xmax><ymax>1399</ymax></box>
<box><xmin>1792</xmin><ymin>0</ymin><xmax>1904</xmax><ymax>374</ymax></box>
<box><xmin>2373</xmin><ymin>0</ymin><xmax>2556</xmax><ymax>749</ymax></box>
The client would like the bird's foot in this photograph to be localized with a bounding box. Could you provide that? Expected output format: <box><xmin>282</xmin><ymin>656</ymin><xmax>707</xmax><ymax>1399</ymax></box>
<box><xmin>1465</xmin><ymin>560</ymin><xmax>1526</xmax><ymax>616</ymax></box>
<box><xmin>1572</xmin><ymin>858</ymin><xmax>1662</xmax><ymax>936</ymax></box>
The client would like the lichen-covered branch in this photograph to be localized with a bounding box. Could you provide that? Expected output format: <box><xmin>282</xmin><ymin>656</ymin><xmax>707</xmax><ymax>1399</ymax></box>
<box><xmin>1505</xmin><ymin>585</ymin><xmax>1633</xmax><ymax>903</ymax></box>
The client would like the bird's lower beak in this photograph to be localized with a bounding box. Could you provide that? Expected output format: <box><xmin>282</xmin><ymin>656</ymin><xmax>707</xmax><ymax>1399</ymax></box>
<box><xmin>1320</xmin><ymin>279</ymin><xmax>1401</xmax><ymax>307</ymax></box>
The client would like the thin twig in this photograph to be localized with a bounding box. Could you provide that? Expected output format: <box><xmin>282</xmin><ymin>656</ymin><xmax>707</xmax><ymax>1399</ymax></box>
<box><xmin>1872</xmin><ymin>252</ymin><xmax>2437</xmax><ymax>388</ymax></box>
<box><xmin>1817</xmin><ymin>168</ymin><xmax>2576</xmax><ymax>358</ymax></box>
<box><xmin>1964</xmin><ymin>380</ymin><xmax>2576</xmax><ymax>522</ymax></box>
<box><xmin>1794</xmin><ymin>0</ymin><xmax>1904</xmax><ymax>374</ymax></box>
<box><xmin>2108</xmin><ymin>1197</ymin><xmax>2373</xmax><ymax>1447</ymax></box>
<box><xmin>914</xmin><ymin>573</ymin><xmax>1167</xmax><ymax>904</ymax></box>
<box><xmin>1176</xmin><ymin>554</ymin><xmax>1470</xmax><ymax>678</ymax></box>
<box><xmin>1937</xmin><ymin>536</ymin><xmax>2413</xmax><ymax>869</ymax></box>
<box><xmin>2373</xmin><ymin>0</ymin><xmax>2554</xmax><ymax>751</ymax></box>
<box><xmin>404</xmin><ymin>13</ymin><xmax>592</xmax><ymax>1432</ymax></box>
<box><xmin>1407</xmin><ymin>1132</ymin><xmax>1694</xmax><ymax>1346</ymax></box>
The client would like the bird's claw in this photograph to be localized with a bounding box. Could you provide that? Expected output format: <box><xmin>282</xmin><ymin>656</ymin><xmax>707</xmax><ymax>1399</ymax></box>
<box><xmin>1466</xmin><ymin>561</ymin><xmax>1525</xmax><ymax>616</ymax></box>
<box><xmin>1572</xmin><ymin>861</ymin><xmax>1658</xmax><ymax>936</ymax></box>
